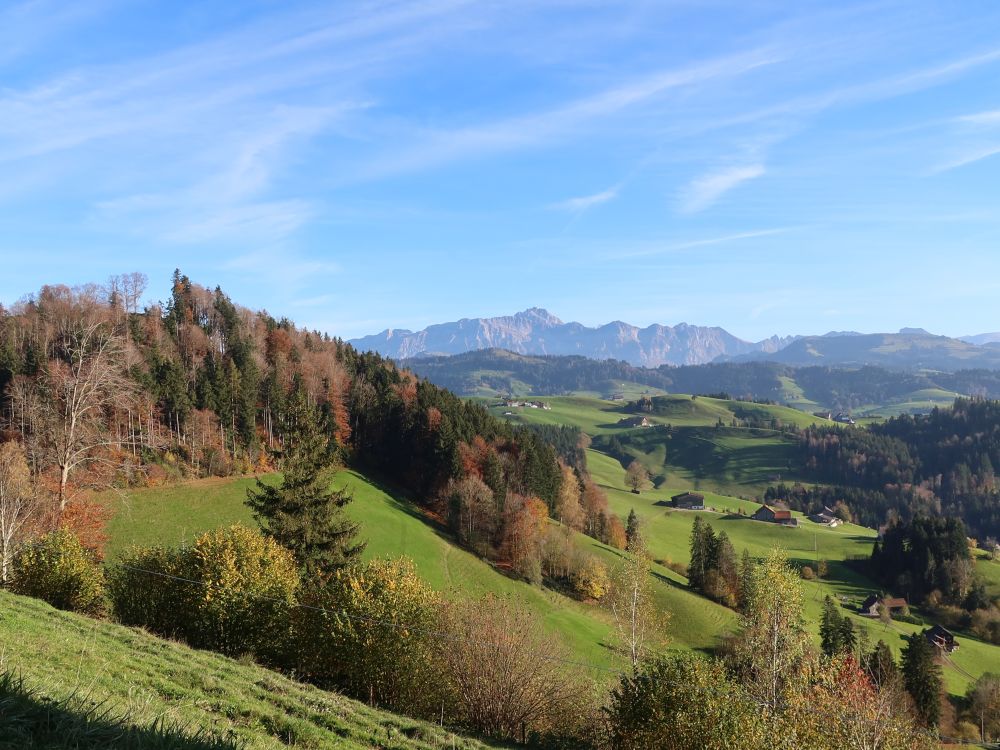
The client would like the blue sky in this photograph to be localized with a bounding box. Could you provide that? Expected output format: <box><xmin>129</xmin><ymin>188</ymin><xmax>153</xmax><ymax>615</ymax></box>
<box><xmin>2</xmin><ymin>0</ymin><xmax>1000</xmax><ymax>341</ymax></box>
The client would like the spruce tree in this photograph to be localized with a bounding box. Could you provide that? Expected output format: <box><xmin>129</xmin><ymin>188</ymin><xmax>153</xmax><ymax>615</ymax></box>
<box><xmin>688</xmin><ymin>517</ymin><xmax>707</xmax><ymax>590</ymax></box>
<box><xmin>838</xmin><ymin>615</ymin><xmax>857</xmax><ymax>656</ymax></box>
<box><xmin>246</xmin><ymin>388</ymin><xmax>364</xmax><ymax>577</ymax></box>
<box><xmin>820</xmin><ymin>596</ymin><xmax>843</xmax><ymax>656</ymax></box>
<box><xmin>902</xmin><ymin>632</ymin><xmax>942</xmax><ymax>727</ymax></box>
<box><xmin>625</xmin><ymin>509</ymin><xmax>641</xmax><ymax>550</ymax></box>
<box><xmin>866</xmin><ymin>640</ymin><xmax>900</xmax><ymax>688</ymax></box>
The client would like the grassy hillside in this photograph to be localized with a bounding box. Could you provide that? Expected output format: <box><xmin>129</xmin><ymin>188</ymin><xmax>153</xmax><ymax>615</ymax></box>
<box><xmin>99</xmin><ymin>469</ymin><xmax>736</xmax><ymax>667</ymax></box>
<box><xmin>94</xmin><ymin>394</ymin><xmax>1000</xmax><ymax>699</ymax></box>
<box><xmin>585</xmin><ymin>441</ymin><xmax>1000</xmax><ymax>696</ymax></box>
<box><xmin>0</xmin><ymin>589</ymin><xmax>504</xmax><ymax>750</ymax></box>
<box><xmin>491</xmin><ymin>394</ymin><xmax>825</xmax><ymax>433</ymax></box>
<box><xmin>495</xmin><ymin>395</ymin><xmax>817</xmax><ymax>496</ymax></box>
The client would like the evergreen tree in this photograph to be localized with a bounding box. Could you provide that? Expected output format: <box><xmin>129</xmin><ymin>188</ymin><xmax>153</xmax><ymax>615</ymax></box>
<box><xmin>625</xmin><ymin>509</ymin><xmax>641</xmax><ymax>549</ymax></box>
<box><xmin>838</xmin><ymin>615</ymin><xmax>857</xmax><ymax>656</ymax></box>
<box><xmin>246</xmin><ymin>389</ymin><xmax>364</xmax><ymax>577</ymax></box>
<box><xmin>865</xmin><ymin>640</ymin><xmax>900</xmax><ymax>689</ymax></box>
<box><xmin>688</xmin><ymin>517</ymin><xmax>707</xmax><ymax>590</ymax></box>
<box><xmin>820</xmin><ymin>595</ymin><xmax>843</xmax><ymax>656</ymax></box>
<box><xmin>902</xmin><ymin>632</ymin><xmax>942</xmax><ymax>727</ymax></box>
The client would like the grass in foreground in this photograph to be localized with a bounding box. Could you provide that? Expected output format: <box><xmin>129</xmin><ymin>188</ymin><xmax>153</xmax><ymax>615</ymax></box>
<box><xmin>0</xmin><ymin>589</ymin><xmax>505</xmax><ymax>750</ymax></box>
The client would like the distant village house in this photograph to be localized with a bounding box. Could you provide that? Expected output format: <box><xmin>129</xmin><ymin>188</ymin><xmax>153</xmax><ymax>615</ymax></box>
<box><xmin>618</xmin><ymin>415</ymin><xmax>651</xmax><ymax>428</ymax></box>
<box><xmin>809</xmin><ymin>506</ymin><xmax>842</xmax><ymax>527</ymax></box>
<box><xmin>501</xmin><ymin>399</ymin><xmax>551</xmax><ymax>410</ymax></box>
<box><xmin>859</xmin><ymin>595</ymin><xmax>908</xmax><ymax>618</ymax></box>
<box><xmin>671</xmin><ymin>492</ymin><xmax>705</xmax><ymax>510</ymax></box>
<box><xmin>925</xmin><ymin>624</ymin><xmax>959</xmax><ymax>653</ymax></box>
<box><xmin>751</xmin><ymin>504</ymin><xmax>798</xmax><ymax>526</ymax></box>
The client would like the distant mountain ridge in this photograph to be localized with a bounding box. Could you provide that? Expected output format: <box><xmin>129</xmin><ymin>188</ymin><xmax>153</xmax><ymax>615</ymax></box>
<box><xmin>350</xmin><ymin>308</ymin><xmax>796</xmax><ymax>367</ymax></box>
<box><xmin>724</xmin><ymin>330</ymin><xmax>1000</xmax><ymax>370</ymax></box>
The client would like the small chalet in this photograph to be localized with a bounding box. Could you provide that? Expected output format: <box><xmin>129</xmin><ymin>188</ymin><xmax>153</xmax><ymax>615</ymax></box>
<box><xmin>751</xmin><ymin>504</ymin><xmax>798</xmax><ymax>526</ymax></box>
<box><xmin>618</xmin><ymin>415</ymin><xmax>651</xmax><ymax>428</ymax></box>
<box><xmin>833</xmin><ymin>412</ymin><xmax>856</xmax><ymax>425</ymax></box>
<box><xmin>859</xmin><ymin>595</ymin><xmax>908</xmax><ymax>617</ymax></box>
<box><xmin>925</xmin><ymin>624</ymin><xmax>959</xmax><ymax>653</ymax></box>
<box><xmin>671</xmin><ymin>492</ymin><xmax>705</xmax><ymax>510</ymax></box>
<box><xmin>809</xmin><ymin>506</ymin><xmax>842</xmax><ymax>527</ymax></box>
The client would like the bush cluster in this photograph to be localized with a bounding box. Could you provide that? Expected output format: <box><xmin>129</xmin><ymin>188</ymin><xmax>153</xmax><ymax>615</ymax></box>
<box><xmin>108</xmin><ymin>525</ymin><xmax>299</xmax><ymax>662</ymax></box>
<box><xmin>10</xmin><ymin>529</ymin><xmax>106</xmax><ymax>615</ymax></box>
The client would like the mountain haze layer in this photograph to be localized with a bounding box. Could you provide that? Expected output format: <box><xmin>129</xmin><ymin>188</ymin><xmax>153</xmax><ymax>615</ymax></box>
<box><xmin>349</xmin><ymin>308</ymin><xmax>795</xmax><ymax>367</ymax></box>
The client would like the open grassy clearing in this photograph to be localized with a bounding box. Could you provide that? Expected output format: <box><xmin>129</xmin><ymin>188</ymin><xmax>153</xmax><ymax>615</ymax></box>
<box><xmin>605</xmin><ymin>426</ymin><xmax>804</xmax><ymax>497</ymax></box>
<box><xmin>0</xmin><ymin>590</ymin><xmax>505</xmax><ymax>750</ymax></box>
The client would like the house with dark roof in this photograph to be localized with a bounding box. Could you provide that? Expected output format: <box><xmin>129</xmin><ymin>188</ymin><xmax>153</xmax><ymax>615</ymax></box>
<box><xmin>751</xmin><ymin>504</ymin><xmax>798</xmax><ymax>526</ymax></box>
<box><xmin>859</xmin><ymin>595</ymin><xmax>908</xmax><ymax>617</ymax></box>
<box><xmin>617</xmin><ymin>415</ymin><xmax>651</xmax><ymax>428</ymax></box>
<box><xmin>671</xmin><ymin>492</ymin><xmax>705</xmax><ymax>510</ymax></box>
<box><xmin>925</xmin><ymin>624</ymin><xmax>958</xmax><ymax>653</ymax></box>
<box><xmin>809</xmin><ymin>505</ymin><xmax>842</xmax><ymax>527</ymax></box>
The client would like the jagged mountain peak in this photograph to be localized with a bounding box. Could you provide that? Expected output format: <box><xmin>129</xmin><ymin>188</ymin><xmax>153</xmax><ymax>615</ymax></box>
<box><xmin>349</xmin><ymin>310</ymin><xmax>790</xmax><ymax>367</ymax></box>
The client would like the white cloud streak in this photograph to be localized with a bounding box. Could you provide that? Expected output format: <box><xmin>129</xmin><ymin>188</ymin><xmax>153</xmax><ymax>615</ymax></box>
<box><xmin>549</xmin><ymin>186</ymin><xmax>619</xmax><ymax>212</ymax></box>
<box><xmin>678</xmin><ymin>164</ymin><xmax>766</xmax><ymax>213</ymax></box>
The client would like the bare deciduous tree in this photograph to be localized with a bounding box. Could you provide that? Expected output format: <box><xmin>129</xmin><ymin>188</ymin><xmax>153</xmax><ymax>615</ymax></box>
<box><xmin>608</xmin><ymin>538</ymin><xmax>668</xmax><ymax>673</ymax></box>
<box><xmin>438</xmin><ymin>594</ymin><xmax>586</xmax><ymax>741</ymax></box>
<box><xmin>9</xmin><ymin>319</ymin><xmax>138</xmax><ymax>511</ymax></box>
<box><xmin>0</xmin><ymin>441</ymin><xmax>41</xmax><ymax>582</ymax></box>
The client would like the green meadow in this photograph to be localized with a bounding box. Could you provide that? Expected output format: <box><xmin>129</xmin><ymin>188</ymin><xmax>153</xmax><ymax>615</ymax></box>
<box><xmin>0</xmin><ymin>589</ymin><xmax>505</xmax><ymax>750</ymax></box>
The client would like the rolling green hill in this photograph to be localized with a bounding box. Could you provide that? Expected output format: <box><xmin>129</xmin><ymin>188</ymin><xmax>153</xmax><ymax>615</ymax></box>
<box><xmin>95</xmin><ymin>458</ymin><xmax>1000</xmax><ymax>697</ymax></box>
<box><xmin>407</xmin><ymin>349</ymin><xmax>1000</xmax><ymax>418</ymax></box>
<box><xmin>0</xmin><ymin>589</ymin><xmax>505</xmax><ymax>750</ymax></box>
<box><xmin>99</xmin><ymin>469</ymin><xmax>736</xmax><ymax>667</ymax></box>
<box><xmin>583</xmin><ymin>446</ymin><xmax>1000</xmax><ymax>695</ymax></box>
<box><xmin>493</xmin><ymin>395</ymin><xmax>820</xmax><ymax>496</ymax></box>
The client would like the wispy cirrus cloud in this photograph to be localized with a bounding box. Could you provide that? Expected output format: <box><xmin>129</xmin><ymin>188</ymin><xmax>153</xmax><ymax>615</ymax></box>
<box><xmin>678</xmin><ymin>164</ymin><xmax>766</xmax><ymax>213</ymax></box>
<box><xmin>549</xmin><ymin>186</ymin><xmax>619</xmax><ymax>213</ymax></box>
<box><xmin>356</xmin><ymin>48</ymin><xmax>781</xmax><ymax>180</ymax></box>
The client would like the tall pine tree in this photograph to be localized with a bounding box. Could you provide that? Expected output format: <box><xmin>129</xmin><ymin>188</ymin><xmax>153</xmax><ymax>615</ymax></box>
<box><xmin>820</xmin><ymin>596</ymin><xmax>844</xmax><ymax>656</ymax></box>
<box><xmin>246</xmin><ymin>388</ymin><xmax>364</xmax><ymax>577</ymax></box>
<box><xmin>902</xmin><ymin>632</ymin><xmax>942</xmax><ymax>727</ymax></box>
<box><xmin>625</xmin><ymin>509</ymin><xmax>641</xmax><ymax>550</ymax></box>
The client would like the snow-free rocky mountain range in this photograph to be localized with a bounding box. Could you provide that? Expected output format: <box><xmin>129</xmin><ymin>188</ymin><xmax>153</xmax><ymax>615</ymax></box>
<box><xmin>350</xmin><ymin>309</ymin><xmax>1000</xmax><ymax>370</ymax></box>
<box><xmin>350</xmin><ymin>308</ymin><xmax>793</xmax><ymax>368</ymax></box>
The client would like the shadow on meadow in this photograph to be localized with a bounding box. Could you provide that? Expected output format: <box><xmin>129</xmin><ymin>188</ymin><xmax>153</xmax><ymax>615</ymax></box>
<box><xmin>0</xmin><ymin>671</ymin><xmax>240</xmax><ymax>750</ymax></box>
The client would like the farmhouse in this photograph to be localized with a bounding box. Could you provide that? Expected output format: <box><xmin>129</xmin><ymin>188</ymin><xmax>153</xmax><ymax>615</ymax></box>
<box><xmin>833</xmin><ymin>412</ymin><xmax>856</xmax><ymax>425</ymax></box>
<box><xmin>751</xmin><ymin>504</ymin><xmax>798</xmax><ymax>526</ymax></box>
<box><xmin>925</xmin><ymin>624</ymin><xmax>959</xmax><ymax>653</ymax></box>
<box><xmin>618</xmin><ymin>415</ymin><xmax>651</xmax><ymax>428</ymax></box>
<box><xmin>859</xmin><ymin>595</ymin><xmax>908</xmax><ymax>617</ymax></box>
<box><xmin>671</xmin><ymin>492</ymin><xmax>705</xmax><ymax>510</ymax></box>
<box><xmin>809</xmin><ymin>506</ymin><xmax>842</xmax><ymax>527</ymax></box>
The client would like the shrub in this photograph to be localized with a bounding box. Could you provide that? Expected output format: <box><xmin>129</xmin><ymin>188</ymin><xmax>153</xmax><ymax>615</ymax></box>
<box><xmin>290</xmin><ymin>557</ymin><xmax>443</xmax><ymax>715</ymax></box>
<box><xmin>108</xmin><ymin>525</ymin><xmax>299</xmax><ymax>663</ymax></box>
<box><xmin>607</xmin><ymin>653</ymin><xmax>767</xmax><ymax>750</ymax></box>
<box><xmin>800</xmin><ymin>565</ymin><xmax>815</xmax><ymax>580</ymax></box>
<box><xmin>108</xmin><ymin>545</ymin><xmax>192</xmax><ymax>640</ymax></box>
<box><xmin>10</xmin><ymin>529</ymin><xmax>105</xmax><ymax>615</ymax></box>
<box><xmin>573</xmin><ymin>556</ymin><xmax>609</xmax><ymax>600</ymax></box>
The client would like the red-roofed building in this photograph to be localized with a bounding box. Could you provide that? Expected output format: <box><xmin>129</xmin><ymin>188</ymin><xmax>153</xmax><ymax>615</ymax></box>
<box><xmin>751</xmin><ymin>504</ymin><xmax>798</xmax><ymax>526</ymax></box>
